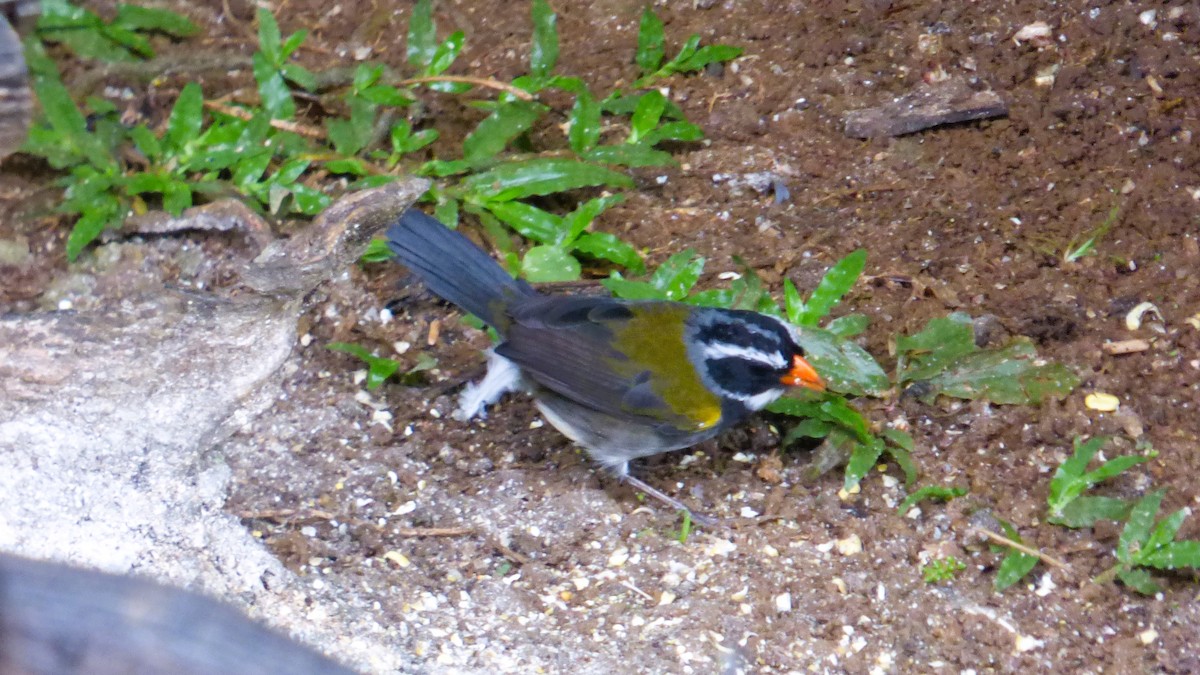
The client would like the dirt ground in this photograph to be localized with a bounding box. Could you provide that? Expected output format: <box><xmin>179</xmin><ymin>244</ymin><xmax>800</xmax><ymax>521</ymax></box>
<box><xmin>3</xmin><ymin>0</ymin><xmax>1200</xmax><ymax>672</ymax></box>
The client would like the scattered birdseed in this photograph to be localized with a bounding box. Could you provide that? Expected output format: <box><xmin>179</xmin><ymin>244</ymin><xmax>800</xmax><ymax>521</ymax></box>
<box><xmin>384</xmin><ymin>550</ymin><xmax>411</xmax><ymax>568</ymax></box>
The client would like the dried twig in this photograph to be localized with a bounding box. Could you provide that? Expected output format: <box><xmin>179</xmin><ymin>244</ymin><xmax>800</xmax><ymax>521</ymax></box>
<box><xmin>398</xmin><ymin>75</ymin><xmax>534</xmax><ymax>101</ymax></box>
<box><xmin>203</xmin><ymin>101</ymin><xmax>326</xmax><ymax>138</ymax></box>
<box><xmin>973</xmin><ymin>527</ymin><xmax>1071</xmax><ymax>572</ymax></box>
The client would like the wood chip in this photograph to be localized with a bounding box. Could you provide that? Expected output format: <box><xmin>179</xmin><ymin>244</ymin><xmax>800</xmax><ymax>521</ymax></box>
<box><xmin>1102</xmin><ymin>339</ymin><xmax>1150</xmax><ymax>355</ymax></box>
<box><xmin>844</xmin><ymin>80</ymin><xmax>1008</xmax><ymax>139</ymax></box>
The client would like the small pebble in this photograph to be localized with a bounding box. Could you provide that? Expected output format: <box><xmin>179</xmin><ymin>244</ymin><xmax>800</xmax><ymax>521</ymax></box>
<box><xmin>774</xmin><ymin>592</ymin><xmax>792</xmax><ymax>613</ymax></box>
<box><xmin>836</xmin><ymin>534</ymin><xmax>863</xmax><ymax>556</ymax></box>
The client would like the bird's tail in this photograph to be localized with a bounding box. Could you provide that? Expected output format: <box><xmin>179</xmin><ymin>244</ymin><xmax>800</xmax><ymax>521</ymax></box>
<box><xmin>386</xmin><ymin>208</ymin><xmax>535</xmax><ymax>331</ymax></box>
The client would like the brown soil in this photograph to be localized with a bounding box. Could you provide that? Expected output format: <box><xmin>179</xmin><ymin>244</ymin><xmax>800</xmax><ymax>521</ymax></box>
<box><xmin>4</xmin><ymin>1</ymin><xmax>1200</xmax><ymax>672</ymax></box>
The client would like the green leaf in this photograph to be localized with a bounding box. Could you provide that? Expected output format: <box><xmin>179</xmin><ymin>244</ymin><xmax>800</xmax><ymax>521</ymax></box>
<box><xmin>65</xmin><ymin>194</ymin><xmax>121</xmax><ymax>261</ymax></box>
<box><xmin>562</xmin><ymin>193</ymin><xmax>626</xmax><ymax>243</ymax></box>
<box><xmin>820</xmin><ymin>397</ymin><xmax>871</xmax><ymax>443</ymax></box>
<box><xmin>1139</xmin><ymin>540</ymin><xmax>1200</xmax><ymax>571</ymax></box>
<box><xmin>897</xmin><ymin>485</ymin><xmax>966</xmax><ymax>516</ymax></box>
<box><xmin>327</xmin><ymin>342</ymin><xmax>401</xmax><ymax>390</ymax></box>
<box><xmin>407</xmin><ymin>0</ymin><xmax>436</xmax><ymax>67</ymax></box>
<box><xmin>522</xmin><ymin>245</ymin><xmax>581</xmax><ymax>282</ymax></box>
<box><xmin>126</xmin><ymin>125</ymin><xmax>162</xmax><ymax>161</ymax></box>
<box><xmin>1117</xmin><ymin>490</ymin><xmax>1165</xmax><ymax>564</ymax></box>
<box><xmin>843</xmin><ymin>434</ymin><xmax>884</xmax><ymax>490</ymax></box>
<box><xmin>582</xmin><ymin>144</ymin><xmax>676</xmax><ymax>168</ymax></box>
<box><xmin>461</xmin><ymin>158</ymin><xmax>634</xmax><ymax>202</ymax></box>
<box><xmin>280</xmin><ymin>29</ymin><xmax>308</xmax><ymax>59</ymax></box>
<box><xmin>665</xmin><ymin>35</ymin><xmax>701</xmax><ymax>72</ymax></box>
<box><xmin>916</xmin><ymin>340</ymin><xmax>1081</xmax><ymax>404</ymax></box>
<box><xmin>164</xmin><ymin>82</ymin><xmax>203</xmax><ymax>154</ymax></box>
<box><xmin>635</xmin><ymin>7</ymin><xmax>665</xmax><ymax>74</ymax></box>
<box><xmin>649</xmin><ymin>250</ymin><xmax>705</xmax><ymax>300</ymax></box>
<box><xmin>601</xmin><ymin>91</ymin><xmax>685</xmax><ymax>119</ymax></box>
<box><xmin>124</xmin><ymin>172</ymin><xmax>170</xmax><ymax>194</ymax></box>
<box><xmin>463</xmin><ymin>100</ymin><xmax>547</xmax><ymax>165</ymax></box>
<box><xmin>882</xmin><ymin>428</ymin><xmax>918</xmax><ymax>485</ymax></box>
<box><xmin>253</xmin><ymin>52</ymin><xmax>294</xmax><ymax>118</ymax></box>
<box><xmin>282</xmin><ymin>63</ymin><xmax>317</xmax><ymax>91</ymax></box>
<box><xmin>113</xmin><ymin>4</ymin><xmax>199</xmax><ymax>36</ymax></box>
<box><xmin>1116</xmin><ymin>567</ymin><xmax>1161</xmax><ymax>595</ymax></box>
<box><xmin>676</xmin><ymin>44</ymin><xmax>743</xmax><ymax>71</ymax></box>
<box><xmin>485</xmin><ymin>200</ymin><xmax>563</xmax><ymax>244</ymax></box>
<box><xmin>628</xmin><ymin>90</ymin><xmax>667</xmax><ymax>144</ymax></box>
<box><xmin>529</xmin><ymin>0</ymin><xmax>558</xmax><ymax>79</ymax></box>
<box><xmin>791</xmin><ymin>327</ymin><xmax>890</xmax><ymax>397</ymax></box>
<box><xmin>895</xmin><ymin>313</ymin><xmax>976</xmax><ymax>383</ymax></box>
<box><xmin>573</xmin><ymin>232</ymin><xmax>643</xmax><ymax>272</ymax></box>
<box><xmin>568</xmin><ymin>89</ymin><xmax>601</xmax><ymax>153</ymax></box>
<box><xmin>360</xmin><ymin>238</ymin><xmax>393</xmax><ymax>263</ymax></box>
<box><xmin>826</xmin><ymin>314</ymin><xmax>870</xmax><ymax>338</ymax></box>
<box><xmin>796</xmin><ymin>249</ymin><xmax>865</xmax><ymax>326</ymax></box>
<box><xmin>1051</xmin><ymin>496</ymin><xmax>1134</xmax><ymax>528</ymax></box>
<box><xmin>642</xmin><ymin>121</ymin><xmax>704</xmax><ymax>146</ymax></box>
<box><xmin>781</xmin><ymin>418</ymin><xmax>833</xmax><ymax>446</ymax></box>
<box><xmin>256</xmin><ymin>8</ymin><xmax>282</xmax><ymax>62</ymax></box>
<box><xmin>427</xmin><ymin>31</ymin><xmax>465</xmax><ymax>76</ymax></box>
<box><xmin>162</xmin><ymin>179</ymin><xmax>193</xmax><ymax>215</ymax></box>
<box><xmin>995</xmin><ymin>548</ymin><xmax>1039</xmax><ymax>591</ymax></box>
<box><xmin>601</xmin><ymin>274</ymin><xmax>665</xmax><ymax>300</ymax></box>
<box><xmin>1141</xmin><ymin>508</ymin><xmax>1190</xmax><ymax>562</ymax></box>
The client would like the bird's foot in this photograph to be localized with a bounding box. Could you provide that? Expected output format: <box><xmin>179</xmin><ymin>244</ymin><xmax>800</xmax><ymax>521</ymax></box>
<box><xmin>621</xmin><ymin>474</ymin><xmax>718</xmax><ymax>527</ymax></box>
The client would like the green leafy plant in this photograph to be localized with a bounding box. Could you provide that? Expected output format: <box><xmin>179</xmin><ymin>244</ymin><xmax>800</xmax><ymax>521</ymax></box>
<box><xmin>1098</xmin><ymin>491</ymin><xmax>1200</xmax><ymax>594</ymax></box>
<box><xmin>632</xmin><ymin>7</ymin><xmax>743</xmax><ymax>86</ymax></box>
<box><xmin>37</xmin><ymin>0</ymin><xmax>198</xmax><ymax>61</ymax></box>
<box><xmin>252</xmin><ymin>9</ymin><xmax>316</xmax><ymax>119</ymax></box>
<box><xmin>923</xmin><ymin>556</ymin><xmax>966</xmax><ymax>583</ymax></box>
<box><xmin>27</xmin><ymin>1</ymin><xmax>740</xmax><ymax>270</ymax></box>
<box><xmin>1047</xmin><ymin>436</ymin><xmax>1151</xmax><ymax>528</ymax></box>
<box><xmin>327</xmin><ymin>343</ymin><xmax>436</xmax><ymax>390</ymax></box>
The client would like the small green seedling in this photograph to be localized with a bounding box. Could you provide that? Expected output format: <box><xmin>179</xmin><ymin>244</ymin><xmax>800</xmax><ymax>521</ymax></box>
<box><xmin>252</xmin><ymin>9</ymin><xmax>317</xmax><ymax>119</ymax></box>
<box><xmin>1097</xmin><ymin>491</ymin><xmax>1200</xmax><ymax>595</ymax></box>
<box><xmin>672</xmin><ymin>510</ymin><xmax>695</xmax><ymax>544</ymax></box>
<box><xmin>897</xmin><ymin>485</ymin><xmax>967</xmax><ymax>517</ymax></box>
<box><xmin>1064</xmin><ymin>204</ymin><xmax>1121</xmax><ymax>263</ymax></box>
<box><xmin>632</xmin><ymin>7</ymin><xmax>743</xmax><ymax>87</ymax></box>
<box><xmin>923</xmin><ymin>556</ymin><xmax>966</xmax><ymax>584</ymax></box>
<box><xmin>327</xmin><ymin>343</ymin><xmax>436</xmax><ymax>390</ymax></box>
<box><xmin>1047</xmin><ymin>436</ymin><xmax>1152</xmax><ymax>528</ymax></box>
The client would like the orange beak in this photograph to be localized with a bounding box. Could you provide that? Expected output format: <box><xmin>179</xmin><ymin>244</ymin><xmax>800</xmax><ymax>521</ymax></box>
<box><xmin>781</xmin><ymin>354</ymin><xmax>825</xmax><ymax>392</ymax></box>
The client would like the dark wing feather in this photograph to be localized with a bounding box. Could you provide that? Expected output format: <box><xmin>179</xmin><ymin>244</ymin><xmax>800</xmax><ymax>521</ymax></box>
<box><xmin>495</xmin><ymin>296</ymin><xmax>688</xmax><ymax>426</ymax></box>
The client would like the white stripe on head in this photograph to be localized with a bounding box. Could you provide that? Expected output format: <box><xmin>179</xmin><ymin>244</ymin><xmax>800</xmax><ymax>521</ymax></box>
<box><xmin>701</xmin><ymin>341</ymin><xmax>788</xmax><ymax>369</ymax></box>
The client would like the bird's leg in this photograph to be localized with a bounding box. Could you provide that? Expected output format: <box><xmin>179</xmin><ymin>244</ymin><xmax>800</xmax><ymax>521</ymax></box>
<box><xmin>615</xmin><ymin>463</ymin><xmax>717</xmax><ymax>527</ymax></box>
<box><xmin>454</xmin><ymin>349</ymin><xmax>523</xmax><ymax>421</ymax></box>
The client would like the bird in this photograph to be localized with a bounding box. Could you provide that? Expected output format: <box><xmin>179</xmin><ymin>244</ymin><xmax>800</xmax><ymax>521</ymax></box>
<box><xmin>386</xmin><ymin>208</ymin><xmax>825</xmax><ymax>523</ymax></box>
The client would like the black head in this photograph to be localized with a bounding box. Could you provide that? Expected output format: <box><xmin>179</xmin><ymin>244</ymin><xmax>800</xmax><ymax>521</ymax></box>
<box><xmin>687</xmin><ymin>309</ymin><xmax>824</xmax><ymax>410</ymax></box>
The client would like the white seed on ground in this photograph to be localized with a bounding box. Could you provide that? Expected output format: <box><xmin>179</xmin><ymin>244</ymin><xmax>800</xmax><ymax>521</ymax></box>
<box><xmin>1085</xmin><ymin>392</ymin><xmax>1120</xmax><ymax>412</ymax></box>
<box><xmin>1139</xmin><ymin>628</ymin><xmax>1159</xmax><ymax>645</ymax></box>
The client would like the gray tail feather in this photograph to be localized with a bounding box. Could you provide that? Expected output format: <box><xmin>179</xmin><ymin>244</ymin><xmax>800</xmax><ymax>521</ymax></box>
<box><xmin>386</xmin><ymin>208</ymin><xmax>535</xmax><ymax>330</ymax></box>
